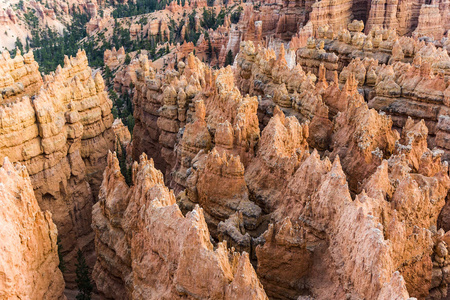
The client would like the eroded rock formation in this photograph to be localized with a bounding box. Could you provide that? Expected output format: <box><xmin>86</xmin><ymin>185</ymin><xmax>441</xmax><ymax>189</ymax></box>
<box><xmin>114</xmin><ymin>39</ymin><xmax>450</xmax><ymax>299</ymax></box>
<box><xmin>0</xmin><ymin>158</ymin><xmax>65</xmax><ymax>299</ymax></box>
<box><xmin>78</xmin><ymin>2</ymin><xmax>450</xmax><ymax>299</ymax></box>
<box><xmin>92</xmin><ymin>152</ymin><xmax>268</xmax><ymax>299</ymax></box>
<box><xmin>0</xmin><ymin>49</ymin><xmax>114</xmax><ymax>286</ymax></box>
<box><xmin>369</xmin><ymin>59</ymin><xmax>450</xmax><ymax>162</ymax></box>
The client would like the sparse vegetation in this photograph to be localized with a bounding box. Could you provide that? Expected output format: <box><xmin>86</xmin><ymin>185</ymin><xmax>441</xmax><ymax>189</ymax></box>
<box><xmin>112</xmin><ymin>0</ymin><xmax>166</xmax><ymax>18</ymax></box>
<box><xmin>118</xmin><ymin>144</ymin><xmax>132</xmax><ymax>185</ymax></box>
<box><xmin>230</xmin><ymin>6</ymin><xmax>242</xmax><ymax>23</ymax></box>
<box><xmin>225</xmin><ymin>49</ymin><xmax>234</xmax><ymax>66</ymax></box>
<box><xmin>75</xmin><ymin>249</ymin><xmax>93</xmax><ymax>300</ymax></box>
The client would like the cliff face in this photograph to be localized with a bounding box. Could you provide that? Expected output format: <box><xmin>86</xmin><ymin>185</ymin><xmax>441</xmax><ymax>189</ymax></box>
<box><xmin>0</xmin><ymin>158</ymin><xmax>65</xmax><ymax>299</ymax></box>
<box><xmin>92</xmin><ymin>152</ymin><xmax>268</xmax><ymax>300</ymax></box>
<box><xmin>0</xmin><ymin>49</ymin><xmax>115</xmax><ymax>285</ymax></box>
<box><xmin>309</xmin><ymin>0</ymin><xmax>353</xmax><ymax>34</ymax></box>
<box><xmin>365</xmin><ymin>0</ymin><xmax>450</xmax><ymax>37</ymax></box>
<box><xmin>413</xmin><ymin>4</ymin><xmax>445</xmax><ymax>40</ymax></box>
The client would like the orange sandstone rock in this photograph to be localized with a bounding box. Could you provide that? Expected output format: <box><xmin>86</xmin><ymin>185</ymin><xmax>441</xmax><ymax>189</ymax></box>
<box><xmin>92</xmin><ymin>152</ymin><xmax>268</xmax><ymax>300</ymax></box>
<box><xmin>0</xmin><ymin>158</ymin><xmax>65</xmax><ymax>299</ymax></box>
<box><xmin>0</xmin><ymin>49</ymin><xmax>114</xmax><ymax>286</ymax></box>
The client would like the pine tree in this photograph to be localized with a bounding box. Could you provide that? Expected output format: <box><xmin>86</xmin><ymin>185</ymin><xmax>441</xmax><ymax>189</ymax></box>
<box><xmin>224</xmin><ymin>50</ymin><xmax>234</xmax><ymax>66</ymax></box>
<box><xmin>119</xmin><ymin>144</ymin><xmax>132</xmax><ymax>185</ymax></box>
<box><xmin>75</xmin><ymin>249</ymin><xmax>93</xmax><ymax>300</ymax></box>
<box><xmin>124</xmin><ymin>53</ymin><xmax>131</xmax><ymax>65</ymax></box>
<box><xmin>15</xmin><ymin>37</ymin><xmax>24</xmax><ymax>53</ymax></box>
<box><xmin>104</xmin><ymin>66</ymin><xmax>112</xmax><ymax>87</ymax></box>
<box><xmin>206</xmin><ymin>39</ymin><xmax>213</xmax><ymax>62</ymax></box>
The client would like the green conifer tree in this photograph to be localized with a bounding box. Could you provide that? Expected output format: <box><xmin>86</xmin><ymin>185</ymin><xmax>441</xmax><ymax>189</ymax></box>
<box><xmin>124</xmin><ymin>53</ymin><xmax>131</xmax><ymax>65</ymax></box>
<box><xmin>206</xmin><ymin>39</ymin><xmax>213</xmax><ymax>62</ymax></box>
<box><xmin>75</xmin><ymin>249</ymin><xmax>93</xmax><ymax>300</ymax></box>
<box><xmin>224</xmin><ymin>49</ymin><xmax>234</xmax><ymax>66</ymax></box>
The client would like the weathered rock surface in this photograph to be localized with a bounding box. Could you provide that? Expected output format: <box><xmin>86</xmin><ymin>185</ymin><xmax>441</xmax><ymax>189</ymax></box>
<box><xmin>0</xmin><ymin>49</ymin><xmax>114</xmax><ymax>286</ymax></box>
<box><xmin>0</xmin><ymin>50</ymin><xmax>42</xmax><ymax>102</ymax></box>
<box><xmin>309</xmin><ymin>0</ymin><xmax>353</xmax><ymax>34</ymax></box>
<box><xmin>97</xmin><ymin>3</ymin><xmax>450</xmax><ymax>296</ymax></box>
<box><xmin>413</xmin><ymin>4</ymin><xmax>445</xmax><ymax>40</ymax></box>
<box><xmin>0</xmin><ymin>158</ymin><xmax>65</xmax><ymax>299</ymax></box>
<box><xmin>129</xmin><ymin>45</ymin><xmax>450</xmax><ymax>299</ymax></box>
<box><xmin>369</xmin><ymin>58</ymin><xmax>450</xmax><ymax>162</ymax></box>
<box><xmin>92</xmin><ymin>152</ymin><xmax>268</xmax><ymax>300</ymax></box>
<box><xmin>250</xmin><ymin>111</ymin><xmax>450</xmax><ymax>299</ymax></box>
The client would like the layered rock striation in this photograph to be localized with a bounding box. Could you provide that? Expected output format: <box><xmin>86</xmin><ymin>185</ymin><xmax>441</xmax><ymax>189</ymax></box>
<box><xmin>121</xmin><ymin>42</ymin><xmax>450</xmax><ymax>299</ymax></box>
<box><xmin>92</xmin><ymin>152</ymin><xmax>268</xmax><ymax>299</ymax></box>
<box><xmin>369</xmin><ymin>58</ymin><xmax>450</xmax><ymax>162</ymax></box>
<box><xmin>0</xmin><ymin>158</ymin><xmax>65</xmax><ymax>299</ymax></box>
<box><xmin>0</xmin><ymin>49</ymin><xmax>114</xmax><ymax>285</ymax></box>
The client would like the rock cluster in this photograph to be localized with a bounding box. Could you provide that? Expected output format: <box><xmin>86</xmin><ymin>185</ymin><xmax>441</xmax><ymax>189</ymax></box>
<box><xmin>369</xmin><ymin>58</ymin><xmax>450</xmax><ymax>162</ymax></box>
<box><xmin>0</xmin><ymin>49</ymin><xmax>114</xmax><ymax>286</ymax></box>
<box><xmin>132</xmin><ymin>53</ymin><xmax>259</xmax><ymax>188</ymax></box>
<box><xmin>113</xmin><ymin>37</ymin><xmax>450</xmax><ymax>299</ymax></box>
<box><xmin>92</xmin><ymin>152</ymin><xmax>268</xmax><ymax>299</ymax></box>
<box><xmin>0</xmin><ymin>50</ymin><xmax>43</xmax><ymax>102</ymax></box>
<box><xmin>28</xmin><ymin>1</ymin><xmax>449</xmax><ymax>299</ymax></box>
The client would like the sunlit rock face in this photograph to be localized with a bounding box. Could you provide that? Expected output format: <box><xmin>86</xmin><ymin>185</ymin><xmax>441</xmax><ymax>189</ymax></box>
<box><xmin>92</xmin><ymin>152</ymin><xmax>268</xmax><ymax>300</ymax></box>
<box><xmin>0</xmin><ymin>49</ymin><xmax>114</xmax><ymax>286</ymax></box>
<box><xmin>87</xmin><ymin>1</ymin><xmax>450</xmax><ymax>298</ymax></box>
<box><xmin>0</xmin><ymin>158</ymin><xmax>65</xmax><ymax>300</ymax></box>
<box><xmin>124</xmin><ymin>39</ymin><xmax>450</xmax><ymax>298</ymax></box>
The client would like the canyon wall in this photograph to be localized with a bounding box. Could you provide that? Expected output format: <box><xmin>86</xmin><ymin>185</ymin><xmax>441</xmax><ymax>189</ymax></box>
<box><xmin>0</xmin><ymin>49</ymin><xmax>114</xmax><ymax>286</ymax></box>
<box><xmin>0</xmin><ymin>158</ymin><xmax>65</xmax><ymax>300</ymax></box>
<box><xmin>365</xmin><ymin>0</ymin><xmax>450</xmax><ymax>37</ymax></box>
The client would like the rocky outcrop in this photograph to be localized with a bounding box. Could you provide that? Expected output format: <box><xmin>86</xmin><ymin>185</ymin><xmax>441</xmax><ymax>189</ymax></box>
<box><xmin>309</xmin><ymin>0</ymin><xmax>353</xmax><ymax>34</ymax></box>
<box><xmin>0</xmin><ymin>49</ymin><xmax>114</xmax><ymax>286</ymax></box>
<box><xmin>104</xmin><ymin>47</ymin><xmax>126</xmax><ymax>70</ymax></box>
<box><xmin>0</xmin><ymin>50</ymin><xmax>42</xmax><ymax>102</ymax></box>
<box><xmin>0</xmin><ymin>158</ymin><xmax>65</xmax><ymax>299</ymax></box>
<box><xmin>413</xmin><ymin>4</ymin><xmax>445</xmax><ymax>40</ymax></box>
<box><xmin>245</xmin><ymin>107</ymin><xmax>310</xmax><ymax>212</ymax></box>
<box><xmin>115</xmin><ymin>38</ymin><xmax>450</xmax><ymax>299</ymax></box>
<box><xmin>185</xmin><ymin>148</ymin><xmax>263</xmax><ymax>240</ymax></box>
<box><xmin>330</xmin><ymin>74</ymin><xmax>400</xmax><ymax>191</ymax></box>
<box><xmin>296</xmin><ymin>21</ymin><xmax>419</xmax><ymax>79</ymax></box>
<box><xmin>112</xmin><ymin>118</ymin><xmax>132</xmax><ymax>148</ymax></box>
<box><xmin>369</xmin><ymin>59</ymin><xmax>450</xmax><ymax>162</ymax></box>
<box><xmin>132</xmin><ymin>53</ymin><xmax>259</xmax><ymax>190</ymax></box>
<box><xmin>250</xmin><ymin>111</ymin><xmax>450</xmax><ymax>299</ymax></box>
<box><xmin>92</xmin><ymin>152</ymin><xmax>268</xmax><ymax>299</ymax></box>
<box><xmin>132</xmin><ymin>54</ymin><xmax>170</xmax><ymax>175</ymax></box>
